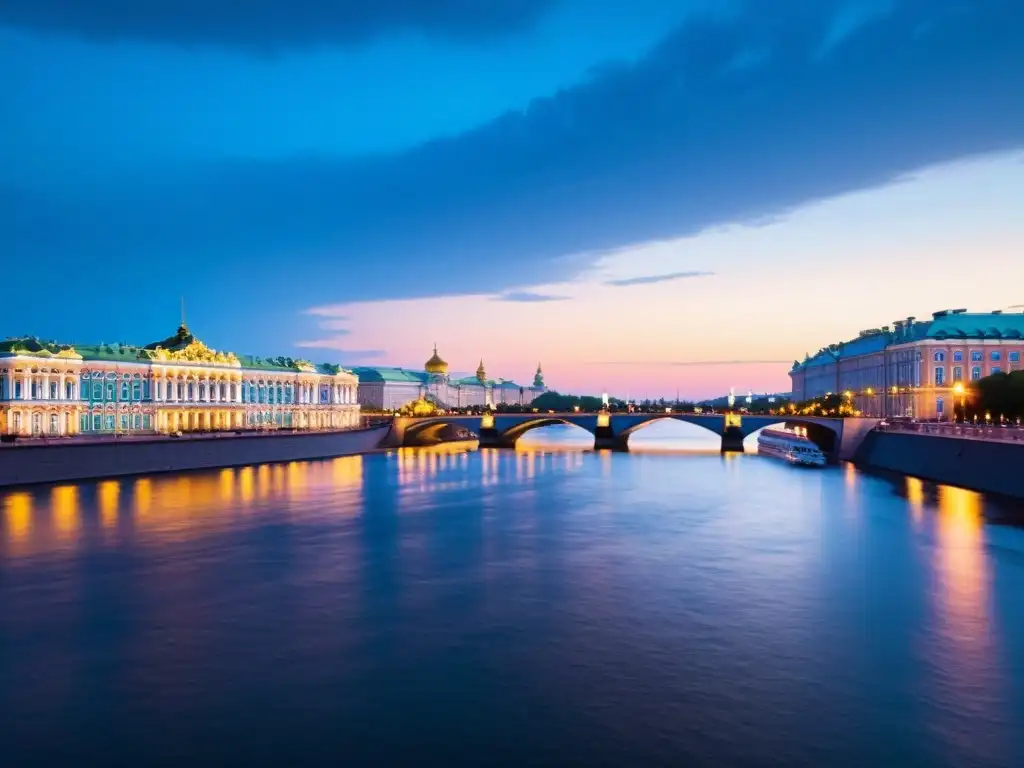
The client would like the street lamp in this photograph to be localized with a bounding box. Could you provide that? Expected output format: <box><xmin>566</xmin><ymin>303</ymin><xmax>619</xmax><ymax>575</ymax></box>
<box><xmin>953</xmin><ymin>382</ymin><xmax>965</xmax><ymax>422</ymax></box>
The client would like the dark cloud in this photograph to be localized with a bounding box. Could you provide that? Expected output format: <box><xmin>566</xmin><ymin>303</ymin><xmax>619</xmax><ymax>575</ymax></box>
<box><xmin>4</xmin><ymin>0</ymin><xmax>1023</xmax><ymax>330</ymax></box>
<box><xmin>0</xmin><ymin>0</ymin><xmax>555</xmax><ymax>49</ymax></box>
<box><xmin>494</xmin><ymin>291</ymin><xmax>571</xmax><ymax>302</ymax></box>
<box><xmin>605</xmin><ymin>271</ymin><xmax>714</xmax><ymax>287</ymax></box>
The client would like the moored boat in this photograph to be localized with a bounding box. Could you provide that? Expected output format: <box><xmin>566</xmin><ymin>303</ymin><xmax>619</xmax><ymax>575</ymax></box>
<box><xmin>757</xmin><ymin>427</ymin><xmax>827</xmax><ymax>467</ymax></box>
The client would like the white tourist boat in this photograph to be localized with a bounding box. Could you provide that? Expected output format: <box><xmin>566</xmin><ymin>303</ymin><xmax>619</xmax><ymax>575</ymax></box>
<box><xmin>756</xmin><ymin>427</ymin><xmax>827</xmax><ymax>467</ymax></box>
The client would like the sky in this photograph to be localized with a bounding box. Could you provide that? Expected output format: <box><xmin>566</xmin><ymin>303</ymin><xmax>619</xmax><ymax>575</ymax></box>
<box><xmin>2</xmin><ymin>0</ymin><xmax>1023</xmax><ymax>398</ymax></box>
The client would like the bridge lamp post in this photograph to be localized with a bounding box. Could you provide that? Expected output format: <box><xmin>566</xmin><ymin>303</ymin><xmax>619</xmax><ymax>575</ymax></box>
<box><xmin>865</xmin><ymin>388</ymin><xmax>874</xmax><ymax>417</ymax></box>
<box><xmin>953</xmin><ymin>382</ymin><xmax>965</xmax><ymax>422</ymax></box>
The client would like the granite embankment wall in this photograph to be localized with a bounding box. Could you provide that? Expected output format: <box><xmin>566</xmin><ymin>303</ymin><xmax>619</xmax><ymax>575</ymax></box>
<box><xmin>0</xmin><ymin>426</ymin><xmax>390</xmax><ymax>488</ymax></box>
<box><xmin>853</xmin><ymin>431</ymin><xmax>1024</xmax><ymax>500</ymax></box>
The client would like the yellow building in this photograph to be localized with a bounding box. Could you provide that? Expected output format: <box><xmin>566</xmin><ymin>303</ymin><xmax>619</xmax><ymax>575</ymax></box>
<box><xmin>0</xmin><ymin>323</ymin><xmax>360</xmax><ymax>437</ymax></box>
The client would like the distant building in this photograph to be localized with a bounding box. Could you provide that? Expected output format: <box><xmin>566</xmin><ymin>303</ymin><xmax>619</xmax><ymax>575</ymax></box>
<box><xmin>0</xmin><ymin>323</ymin><xmax>360</xmax><ymax>437</ymax></box>
<box><xmin>352</xmin><ymin>345</ymin><xmax>546</xmax><ymax>410</ymax></box>
<box><xmin>789</xmin><ymin>309</ymin><xmax>1024</xmax><ymax>419</ymax></box>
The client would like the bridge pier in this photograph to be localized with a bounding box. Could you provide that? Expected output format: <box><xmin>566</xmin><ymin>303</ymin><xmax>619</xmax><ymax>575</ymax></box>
<box><xmin>721</xmin><ymin>426</ymin><xmax>745</xmax><ymax>454</ymax></box>
<box><xmin>594</xmin><ymin>424</ymin><xmax>627</xmax><ymax>452</ymax></box>
<box><xmin>478</xmin><ymin>427</ymin><xmax>502</xmax><ymax>448</ymax></box>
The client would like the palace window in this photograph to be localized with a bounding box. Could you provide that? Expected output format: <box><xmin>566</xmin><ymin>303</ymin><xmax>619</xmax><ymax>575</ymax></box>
<box><xmin>277</xmin><ymin>385</ymin><xmax>284</xmax><ymax>403</ymax></box>
<box><xmin>65</xmin><ymin>382</ymin><xmax>74</xmax><ymax>400</ymax></box>
<box><xmin>953</xmin><ymin>366</ymin><xmax>963</xmax><ymax>381</ymax></box>
<box><xmin>50</xmin><ymin>414</ymin><xmax>59</xmax><ymax>435</ymax></box>
<box><xmin>971</xmin><ymin>366</ymin><xmax>982</xmax><ymax>381</ymax></box>
<box><xmin>187</xmin><ymin>384</ymin><xmax>195</xmax><ymax>401</ymax></box>
<box><xmin>268</xmin><ymin>387</ymin><xmax>275</xmax><ymax>405</ymax></box>
<box><xmin>991</xmin><ymin>350</ymin><xmax>1001</xmax><ymax>361</ymax></box>
<box><xmin>121</xmin><ymin>382</ymin><xmax>130</xmax><ymax>400</ymax></box>
<box><xmin>80</xmin><ymin>415</ymin><xmax>89</xmax><ymax>432</ymax></box>
<box><xmin>50</xmin><ymin>382</ymin><xmax>59</xmax><ymax>399</ymax></box>
<box><xmin>933</xmin><ymin>351</ymin><xmax>945</xmax><ymax>362</ymax></box>
<box><xmin>106</xmin><ymin>384</ymin><xmax>115</xmax><ymax>401</ymax></box>
<box><xmin>93</xmin><ymin>414</ymin><xmax>102</xmax><ymax>431</ymax></box>
<box><xmin>992</xmin><ymin>367</ymin><xmax>1001</xmax><ymax>375</ymax></box>
<box><xmin>936</xmin><ymin>397</ymin><xmax>944</xmax><ymax>416</ymax></box>
<box><xmin>970</xmin><ymin>350</ymin><xmax>983</xmax><ymax>362</ymax></box>
<box><xmin>1010</xmin><ymin>351</ymin><xmax>1021</xmax><ymax>363</ymax></box>
<box><xmin>120</xmin><ymin>414</ymin><xmax>129</xmax><ymax>431</ymax></box>
<box><xmin>132</xmin><ymin>382</ymin><xmax>141</xmax><ymax>400</ymax></box>
<box><xmin>953</xmin><ymin>350</ymin><xmax>963</xmax><ymax>362</ymax></box>
<box><xmin>15</xmin><ymin>381</ymin><xmax>22</xmax><ymax>399</ymax></box>
<box><xmin>934</xmin><ymin>367</ymin><xmax>944</xmax><ymax>386</ymax></box>
<box><xmin>13</xmin><ymin>413</ymin><xmax>22</xmax><ymax>432</ymax></box>
<box><xmin>104</xmin><ymin>415</ymin><xmax>115</xmax><ymax>431</ymax></box>
<box><xmin>143</xmin><ymin>415</ymin><xmax>152</xmax><ymax>430</ymax></box>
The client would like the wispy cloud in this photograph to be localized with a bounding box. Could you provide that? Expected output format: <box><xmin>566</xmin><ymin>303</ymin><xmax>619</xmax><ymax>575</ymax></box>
<box><xmin>494</xmin><ymin>291</ymin><xmax>570</xmax><ymax>303</ymax></box>
<box><xmin>293</xmin><ymin>340</ymin><xmax>387</xmax><ymax>360</ymax></box>
<box><xmin>589</xmin><ymin>359</ymin><xmax>790</xmax><ymax>366</ymax></box>
<box><xmin>604</xmin><ymin>270</ymin><xmax>714</xmax><ymax>287</ymax></box>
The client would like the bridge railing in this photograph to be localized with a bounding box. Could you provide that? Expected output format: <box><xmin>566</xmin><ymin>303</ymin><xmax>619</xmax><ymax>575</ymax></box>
<box><xmin>876</xmin><ymin>420</ymin><xmax>1024</xmax><ymax>443</ymax></box>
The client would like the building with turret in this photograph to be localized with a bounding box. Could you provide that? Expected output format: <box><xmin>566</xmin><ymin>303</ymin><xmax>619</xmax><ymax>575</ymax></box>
<box><xmin>352</xmin><ymin>345</ymin><xmax>546</xmax><ymax>411</ymax></box>
<box><xmin>789</xmin><ymin>308</ymin><xmax>1024</xmax><ymax>419</ymax></box>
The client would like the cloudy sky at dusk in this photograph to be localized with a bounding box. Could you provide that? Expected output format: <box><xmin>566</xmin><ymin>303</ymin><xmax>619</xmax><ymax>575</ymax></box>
<box><xmin>2</xmin><ymin>0</ymin><xmax>1022</xmax><ymax>398</ymax></box>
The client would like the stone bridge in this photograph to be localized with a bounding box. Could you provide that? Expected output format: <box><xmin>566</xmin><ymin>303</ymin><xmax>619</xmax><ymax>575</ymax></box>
<box><xmin>382</xmin><ymin>413</ymin><xmax>881</xmax><ymax>462</ymax></box>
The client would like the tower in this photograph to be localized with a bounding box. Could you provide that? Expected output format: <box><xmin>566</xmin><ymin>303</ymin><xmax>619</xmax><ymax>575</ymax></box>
<box><xmin>476</xmin><ymin>358</ymin><xmax>487</xmax><ymax>384</ymax></box>
<box><xmin>533</xmin><ymin>363</ymin><xmax>545</xmax><ymax>389</ymax></box>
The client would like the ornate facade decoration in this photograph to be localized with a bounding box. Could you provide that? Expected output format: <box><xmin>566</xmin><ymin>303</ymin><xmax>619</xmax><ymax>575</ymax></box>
<box><xmin>0</xmin><ymin>326</ymin><xmax>361</xmax><ymax>438</ymax></box>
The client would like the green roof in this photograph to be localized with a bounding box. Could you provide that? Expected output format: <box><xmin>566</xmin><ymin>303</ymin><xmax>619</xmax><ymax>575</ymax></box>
<box><xmin>792</xmin><ymin>310</ymin><xmax>1024</xmax><ymax>371</ymax></box>
<box><xmin>925</xmin><ymin>312</ymin><xmax>1024</xmax><ymax>339</ymax></box>
<box><xmin>351</xmin><ymin>367</ymin><xmax>427</xmax><ymax>384</ymax></box>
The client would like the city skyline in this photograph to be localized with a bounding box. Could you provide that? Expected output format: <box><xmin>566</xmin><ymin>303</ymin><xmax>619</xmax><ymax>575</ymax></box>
<box><xmin>3</xmin><ymin>0</ymin><xmax>1023</xmax><ymax>399</ymax></box>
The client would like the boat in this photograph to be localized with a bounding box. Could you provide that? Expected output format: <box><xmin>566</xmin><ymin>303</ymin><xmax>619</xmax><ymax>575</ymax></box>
<box><xmin>756</xmin><ymin>427</ymin><xmax>827</xmax><ymax>467</ymax></box>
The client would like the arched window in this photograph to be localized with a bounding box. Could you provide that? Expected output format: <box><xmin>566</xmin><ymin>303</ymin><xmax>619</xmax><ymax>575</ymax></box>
<box><xmin>971</xmin><ymin>366</ymin><xmax>982</xmax><ymax>381</ymax></box>
<box><xmin>952</xmin><ymin>350</ymin><xmax>963</xmax><ymax>362</ymax></box>
<box><xmin>933</xmin><ymin>351</ymin><xmax>945</xmax><ymax>362</ymax></box>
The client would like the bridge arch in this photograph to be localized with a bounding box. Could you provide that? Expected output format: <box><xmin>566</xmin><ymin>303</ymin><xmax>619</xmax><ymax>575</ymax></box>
<box><xmin>744</xmin><ymin>419</ymin><xmax>839</xmax><ymax>456</ymax></box>
<box><xmin>402</xmin><ymin>418</ymin><xmax>477</xmax><ymax>447</ymax></box>
<box><xmin>498</xmin><ymin>417</ymin><xmax>596</xmax><ymax>447</ymax></box>
<box><xmin>617</xmin><ymin>415</ymin><xmax>724</xmax><ymax>450</ymax></box>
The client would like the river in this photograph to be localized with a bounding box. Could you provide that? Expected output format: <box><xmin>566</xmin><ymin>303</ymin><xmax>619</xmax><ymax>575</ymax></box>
<box><xmin>2</xmin><ymin>421</ymin><xmax>1023</xmax><ymax>766</ymax></box>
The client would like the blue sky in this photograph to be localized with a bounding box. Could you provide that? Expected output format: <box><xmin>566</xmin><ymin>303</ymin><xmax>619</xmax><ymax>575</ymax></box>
<box><xmin>2</xmin><ymin>0</ymin><xmax>1023</xmax><ymax>396</ymax></box>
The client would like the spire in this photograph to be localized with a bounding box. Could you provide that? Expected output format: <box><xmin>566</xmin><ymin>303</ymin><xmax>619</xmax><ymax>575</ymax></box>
<box><xmin>179</xmin><ymin>296</ymin><xmax>189</xmax><ymax>333</ymax></box>
<box><xmin>533</xmin><ymin>362</ymin><xmax>545</xmax><ymax>389</ymax></box>
<box><xmin>476</xmin><ymin>358</ymin><xmax>487</xmax><ymax>383</ymax></box>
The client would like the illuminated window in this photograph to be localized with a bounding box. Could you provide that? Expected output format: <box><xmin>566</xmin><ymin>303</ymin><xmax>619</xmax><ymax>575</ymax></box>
<box><xmin>933</xmin><ymin>351</ymin><xmax>945</xmax><ymax>362</ymax></box>
<box><xmin>992</xmin><ymin>367</ymin><xmax>1001</xmax><ymax>375</ymax></box>
<box><xmin>934</xmin><ymin>367</ymin><xmax>944</xmax><ymax>386</ymax></box>
<box><xmin>991</xmin><ymin>350</ymin><xmax>1001</xmax><ymax>361</ymax></box>
<box><xmin>971</xmin><ymin>366</ymin><xmax>982</xmax><ymax>380</ymax></box>
<box><xmin>970</xmin><ymin>350</ymin><xmax>983</xmax><ymax>362</ymax></box>
<box><xmin>1010</xmin><ymin>351</ymin><xmax>1021</xmax><ymax>363</ymax></box>
<box><xmin>952</xmin><ymin>366</ymin><xmax>962</xmax><ymax>381</ymax></box>
<box><xmin>952</xmin><ymin>350</ymin><xmax>963</xmax><ymax>362</ymax></box>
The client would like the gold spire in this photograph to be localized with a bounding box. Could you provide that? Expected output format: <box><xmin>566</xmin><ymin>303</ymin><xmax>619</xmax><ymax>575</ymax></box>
<box><xmin>476</xmin><ymin>358</ymin><xmax>487</xmax><ymax>383</ymax></box>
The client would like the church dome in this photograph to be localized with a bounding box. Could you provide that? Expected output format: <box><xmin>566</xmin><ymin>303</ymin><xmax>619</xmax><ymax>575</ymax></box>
<box><xmin>425</xmin><ymin>344</ymin><xmax>448</xmax><ymax>375</ymax></box>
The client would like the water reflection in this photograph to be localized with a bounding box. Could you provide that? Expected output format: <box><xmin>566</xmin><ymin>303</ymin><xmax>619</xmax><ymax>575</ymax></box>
<box><xmin>0</xmin><ymin>456</ymin><xmax>371</xmax><ymax>560</ymax></box>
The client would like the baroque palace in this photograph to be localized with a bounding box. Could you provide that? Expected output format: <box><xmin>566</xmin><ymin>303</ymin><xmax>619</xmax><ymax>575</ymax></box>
<box><xmin>352</xmin><ymin>345</ymin><xmax>546</xmax><ymax>411</ymax></box>
<box><xmin>790</xmin><ymin>309</ymin><xmax>1024</xmax><ymax>420</ymax></box>
<box><xmin>0</xmin><ymin>322</ymin><xmax>360</xmax><ymax>437</ymax></box>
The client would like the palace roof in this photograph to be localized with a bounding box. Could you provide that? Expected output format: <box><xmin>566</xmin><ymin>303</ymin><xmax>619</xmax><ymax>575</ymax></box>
<box><xmin>1</xmin><ymin>330</ymin><xmax>354</xmax><ymax>377</ymax></box>
<box><xmin>792</xmin><ymin>309</ymin><xmax>1024</xmax><ymax>371</ymax></box>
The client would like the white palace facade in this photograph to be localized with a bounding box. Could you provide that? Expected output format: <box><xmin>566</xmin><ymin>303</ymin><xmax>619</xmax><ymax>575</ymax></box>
<box><xmin>0</xmin><ymin>323</ymin><xmax>360</xmax><ymax>437</ymax></box>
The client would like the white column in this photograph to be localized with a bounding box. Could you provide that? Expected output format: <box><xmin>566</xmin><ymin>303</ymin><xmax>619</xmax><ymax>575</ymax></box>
<box><xmin>41</xmin><ymin>373</ymin><xmax>50</xmax><ymax>400</ymax></box>
<box><xmin>23</xmin><ymin>374</ymin><xmax>31</xmax><ymax>400</ymax></box>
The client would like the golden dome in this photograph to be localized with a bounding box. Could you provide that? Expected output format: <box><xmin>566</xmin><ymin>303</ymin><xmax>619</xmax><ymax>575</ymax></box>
<box><xmin>425</xmin><ymin>343</ymin><xmax>448</xmax><ymax>375</ymax></box>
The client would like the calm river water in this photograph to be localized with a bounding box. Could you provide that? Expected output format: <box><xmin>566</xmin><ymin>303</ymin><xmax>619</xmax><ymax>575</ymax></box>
<box><xmin>2</xmin><ymin>422</ymin><xmax>1024</xmax><ymax>767</ymax></box>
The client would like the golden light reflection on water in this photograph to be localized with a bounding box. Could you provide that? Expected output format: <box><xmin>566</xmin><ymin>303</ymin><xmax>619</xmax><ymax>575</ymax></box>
<box><xmin>905</xmin><ymin>476</ymin><xmax>925</xmax><ymax>527</ymax></box>
<box><xmin>52</xmin><ymin>485</ymin><xmax>80</xmax><ymax>539</ymax></box>
<box><xmin>98</xmin><ymin>480</ymin><xmax>121</xmax><ymax>528</ymax></box>
<box><xmin>3</xmin><ymin>491</ymin><xmax>33</xmax><ymax>552</ymax></box>
<box><xmin>934</xmin><ymin>484</ymin><xmax>989</xmax><ymax>641</ymax></box>
<box><xmin>0</xmin><ymin>455</ymin><xmax>375</xmax><ymax>560</ymax></box>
